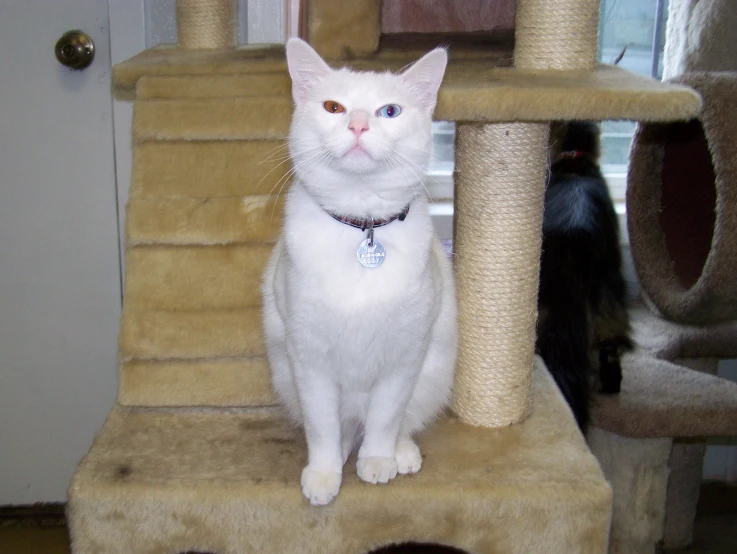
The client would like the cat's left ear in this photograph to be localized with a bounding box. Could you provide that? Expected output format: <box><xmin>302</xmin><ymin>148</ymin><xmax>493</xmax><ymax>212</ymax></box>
<box><xmin>401</xmin><ymin>48</ymin><xmax>448</xmax><ymax>111</ymax></box>
<box><xmin>286</xmin><ymin>38</ymin><xmax>333</xmax><ymax>104</ymax></box>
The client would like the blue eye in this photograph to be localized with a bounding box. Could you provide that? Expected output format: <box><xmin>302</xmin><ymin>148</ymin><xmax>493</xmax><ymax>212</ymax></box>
<box><xmin>377</xmin><ymin>104</ymin><xmax>401</xmax><ymax>118</ymax></box>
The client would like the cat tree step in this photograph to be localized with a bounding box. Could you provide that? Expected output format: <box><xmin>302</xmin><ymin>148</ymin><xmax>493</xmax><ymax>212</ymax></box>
<box><xmin>120</xmin><ymin>308</ymin><xmax>264</xmax><ymax>360</ymax></box>
<box><xmin>69</xmin><ymin>360</ymin><xmax>612</xmax><ymax>554</ymax></box>
<box><xmin>114</xmin><ymin>46</ymin><xmax>701</xmax><ymax>123</ymax></box>
<box><xmin>125</xmin><ymin>246</ymin><xmax>270</xmax><ymax>311</ymax></box>
<box><xmin>119</xmin><ymin>358</ymin><xmax>275</xmax><ymax>407</ymax></box>
<box><xmin>592</xmin><ymin>353</ymin><xmax>737</xmax><ymax>438</ymax></box>
<box><xmin>591</xmin><ymin>306</ymin><xmax>737</xmax><ymax>438</ymax></box>
<box><xmin>137</xmin><ymin>73</ymin><xmax>292</xmax><ymax>100</ymax></box>
<box><xmin>134</xmin><ymin>98</ymin><xmax>291</xmax><ymax>141</ymax></box>
<box><xmin>127</xmin><ymin>196</ymin><xmax>283</xmax><ymax>246</ymax></box>
<box><xmin>131</xmin><ymin>141</ymin><xmax>289</xmax><ymax>198</ymax></box>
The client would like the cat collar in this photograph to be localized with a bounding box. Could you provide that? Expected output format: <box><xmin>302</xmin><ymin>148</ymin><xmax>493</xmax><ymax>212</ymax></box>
<box><xmin>556</xmin><ymin>150</ymin><xmax>590</xmax><ymax>162</ymax></box>
<box><xmin>327</xmin><ymin>205</ymin><xmax>410</xmax><ymax>231</ymax></box>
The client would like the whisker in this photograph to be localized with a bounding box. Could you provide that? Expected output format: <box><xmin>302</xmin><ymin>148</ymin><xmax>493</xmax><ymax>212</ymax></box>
<box><xmin>387</xmin><ymin>150</ymin><xmax>436</xmax><ymax>204</ymax></box>
<box><xmin>252</xmin><ymin>143</ymin><xmax>331</xmax><ymax>194</ymax></box>
<box><xmin>258</xmin><ymin>140</ymin><xmax>290</xmax><ymax>160</ymax></box>
<box><xmin>270</xmin><ymin>150</ymin><xmax>331</xmax><ymax>220</ymax></box>
<box><xmin>267</xmin><ymin>149</ymin><xmax>325</xmax><ymax>197</ymax></box>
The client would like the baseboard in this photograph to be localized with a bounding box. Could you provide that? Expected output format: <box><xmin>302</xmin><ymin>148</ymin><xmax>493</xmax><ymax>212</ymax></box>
<box><xmin>0</xmin><ymin>502</ymin><xmax>66</xmax><ymax>527</ymax></box>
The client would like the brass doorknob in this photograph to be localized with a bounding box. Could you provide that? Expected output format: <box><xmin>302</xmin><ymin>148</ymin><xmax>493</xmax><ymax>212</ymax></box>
<box><xmin>55</xmin><ymin>30</ymin><xmax>95</xmax><ymax>70</ymax></box>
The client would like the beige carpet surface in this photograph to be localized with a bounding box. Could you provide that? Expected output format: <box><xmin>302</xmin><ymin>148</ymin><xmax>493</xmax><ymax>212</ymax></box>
<box><xmin>113</xmin><ymin>46</ymin><xmax>701</xmax><ymax>123</ymax></box>
<box><xmin>69</xmin><ymin>361</ymin><xmax>612</xmax><ymax>554</ymax></box>
<box><xmin>627</xmin><ymin>72</ymin><xmax>737</xmax><ymax>325</ymax></box>
<box><xmin>591</xmin><ymin>306</ymin><xmax>737</xmax><ymax>438</ymax></box>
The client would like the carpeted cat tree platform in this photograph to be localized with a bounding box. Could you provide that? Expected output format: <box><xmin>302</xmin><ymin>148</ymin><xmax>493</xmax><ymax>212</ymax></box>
<box><xmin>67</xmin><ymin>1</ymin><xmax>701</xmax><ymax>552</ymax></box>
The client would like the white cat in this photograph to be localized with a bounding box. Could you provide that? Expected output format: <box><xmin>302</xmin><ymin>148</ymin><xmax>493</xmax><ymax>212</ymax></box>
<box><xmin>261</xmin><ymin>38</ymin><xmax>458</xmax><ymax>506</ymax></box>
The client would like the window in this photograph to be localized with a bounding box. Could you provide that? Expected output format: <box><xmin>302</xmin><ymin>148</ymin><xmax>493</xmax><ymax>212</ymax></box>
<box><xmin>427</xmin><ymin>0</ymin><xmax>670</xmax><ymax>212</ymax></box>
<box><xmin>598</xmin><ymin>0</ymin><xmax>669</xmax><ymax>201</ymax></box>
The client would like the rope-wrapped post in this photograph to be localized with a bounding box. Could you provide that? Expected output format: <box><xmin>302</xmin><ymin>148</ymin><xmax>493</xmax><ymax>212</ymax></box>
<box><xmin>451</xmin><ymin>1</ymin><xmax>600</xmax><ymax>426</ymax></box>
<box><xmin>452</xmin><ymin>124</ymin><xmax>549</xmax><ymax>427</ymax></box>
<box><xmin>177</xmin><ymin>0</ymin><xmax>237</xmax><ymax>49</ymax></box>
<box><xmin>515</xmin><ymin>0</ymin><xmax>600</xmax><ymax>71</ymax></box>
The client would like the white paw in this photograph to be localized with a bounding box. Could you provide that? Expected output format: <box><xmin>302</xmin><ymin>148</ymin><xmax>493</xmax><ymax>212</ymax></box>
<box><xmin>357</xmin><ymin>456</ymin><xmax>398</xmax><ymax>484</ymax></box>
<box><xmin>395</xmin><ymin>440</ymin><xmax>423</xmax><ymax>474</ymax></box>
<box><xmin>301</xmin><ymin>466</ymin><xmax>342</xmax><ymax>506</ymax></box>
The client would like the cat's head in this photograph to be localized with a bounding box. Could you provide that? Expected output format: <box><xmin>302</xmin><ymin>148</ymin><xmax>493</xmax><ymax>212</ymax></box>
<box><xmin>285</xmin><ymin>38</ymin><xmax>447</xmax><ymax>214</ymax></box>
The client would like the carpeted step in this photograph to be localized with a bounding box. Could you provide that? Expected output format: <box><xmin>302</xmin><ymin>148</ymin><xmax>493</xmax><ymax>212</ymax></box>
<box><xmin>69</xmin><ymin>360</ymin><xmax>613</xmax><ymax>554</ymax></box>
<box><xmin>136</xmin><ymin>73</ymin><xmax>292</xmax><ymax>100</ymax></box>
<box><xmin>131</xmin><ymin>69</ymin><xmax>700</xmax><ymax>139</ymax></box>
<box><xmin>124</xmin><ymin>245</ymin><xmax>271</xmax><ymax>311</ymax></box>
<box><xmin>592</xmin><ymin>353</ymin><xmax>737</xmax><ymax>438</ymax></box>
<box><xmin>113</xmin><ymin>45</ymin><xmax>288</xmax><ymax>95</ymax></box>
<box><xmin>114</xmin><ymin>47</ymin><xmax>701</xmax><ymax>123</ymax></box>
<box><xmin>133</xmin><ymin>98</ymin><xmax>292</xmax><ymax>141</ymax></box>
<box><xmin>119</xmin><ymin>308</ymin><xmax>264</xmax><ymax>360</ymax></box>
<box><xmin>119</xmin><ymin>358</ymin><xmax>275</xmax><ymax>407</ymax></box>
<box><xmin>126</xmin><ymin>196</ymin><xmax>283</xmax><ymax>246</ymax></box>
<box><xmin>591</xmin><ymin>306</ymin><xmax>737</xmax><ymax>438</ymax></box>
<box><xmin>130</xmin><ymin>141</ymin><xmax>290</xmax><ymax>198</ymax></box>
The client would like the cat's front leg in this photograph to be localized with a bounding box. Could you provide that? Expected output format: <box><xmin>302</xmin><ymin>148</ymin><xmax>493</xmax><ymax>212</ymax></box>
<box><xmin>294</xmin><ymin>367</ymin><xmax>344</xmax><ymax>505</ymax></box>
<box><xmin>357</xmin><ymin>372</ymin><xmax>417</xmax><ymax>484</ymax></box>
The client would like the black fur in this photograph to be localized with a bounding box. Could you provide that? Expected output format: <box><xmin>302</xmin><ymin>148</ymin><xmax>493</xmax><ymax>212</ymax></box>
<box><xmin>537</xmin><ymin>122</ymin><xmax>631</xmax><ymax>432</ymax></box>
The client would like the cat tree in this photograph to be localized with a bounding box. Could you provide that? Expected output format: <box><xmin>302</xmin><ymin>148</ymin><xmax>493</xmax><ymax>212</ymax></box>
<box><xmin>67</xmin><ymin>0</ymin><xmax>701</xmax><ymax>552</ymax></box>
<box><xmin>588</xmin><ymin>2</ymin><xmax>737</xmax><ymax>551</ymax></box>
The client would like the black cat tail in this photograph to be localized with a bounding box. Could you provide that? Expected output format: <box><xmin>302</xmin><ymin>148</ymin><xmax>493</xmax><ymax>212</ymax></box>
<box><xmin>537</xmin><ymin>235</ymin><xmax>593</xmax><ymax>432</ymax></box>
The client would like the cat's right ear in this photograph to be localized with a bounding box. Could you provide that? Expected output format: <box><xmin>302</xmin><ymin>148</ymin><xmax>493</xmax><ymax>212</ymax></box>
<box><xmin>401</xmin><ymin>48</ymin><xmax>448</xmax><ymax>112</ymax></box>
<box><xmin>285</xmin><ymin>38</ymin><xmax>332</xmax><ymax>104</ymax></box>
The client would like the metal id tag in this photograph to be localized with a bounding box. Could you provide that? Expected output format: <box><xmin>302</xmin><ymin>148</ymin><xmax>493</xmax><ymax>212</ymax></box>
<box><xmin>356</xmin><ymin>226</ymin><xmax>385</xmax><ymax>268</ymax></box>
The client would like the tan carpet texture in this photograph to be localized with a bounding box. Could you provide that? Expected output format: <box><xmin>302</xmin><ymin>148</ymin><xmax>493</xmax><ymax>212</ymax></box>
<box><xmin>627</xmin><ymin>72</ymin><xmax>737</xmax><ymax>325</ymax></box>
<box><xmin>113</xmin><ymin>46</ymin><xmax>701</xmax><ymax>123</ymax></box>
<box><xmin>663</xmin><ymin>0</ymin><xmax>737</xmax><ymax>79</ymax></box>
<box><xmin>591</xmin><ymin>305</ymin><xmax>737</xmax><ymax>438</ymax></box>
<box><xmin>69</xmin><ymin>363</ymin><xmax>612</xmax><ymax>554</ymax></box>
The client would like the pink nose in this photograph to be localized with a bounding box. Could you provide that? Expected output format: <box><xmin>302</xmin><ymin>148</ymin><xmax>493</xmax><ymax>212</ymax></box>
<box><xmin>349</xmin><ymin>117</ymin><xmax>369</xmax><ymax>137</ymax></box>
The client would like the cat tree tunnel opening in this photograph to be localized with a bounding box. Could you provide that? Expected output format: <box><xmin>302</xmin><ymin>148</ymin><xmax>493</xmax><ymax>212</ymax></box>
<box><xmin>659</xmin><ymin>120</ymin><xmax>716</xmax><ymax>290</ymax></box>
<box><xmin>627</xmin><ymin>72</ymin><xmax>737</xmax><ymax>325</ymax></box>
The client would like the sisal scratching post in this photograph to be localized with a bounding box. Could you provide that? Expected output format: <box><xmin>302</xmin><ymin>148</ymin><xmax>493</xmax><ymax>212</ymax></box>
<box><xmin>452</xmin><ymin>0</ymin><xmax>600</xmax><ymax>427</ymax></box>
<box><xmin>176</xmin><ymin>0</ymin><xmax>236</xmax><ymax>49</ymax></box>
<box><xmin>452</xmin><ymin>124</ymin><xmax>548</xmax><ymax>426</ymax></box>
<box><xmin>515</xmin><ymin>0</ymin><xmax>600</xmax><ymax>71</ymax></box>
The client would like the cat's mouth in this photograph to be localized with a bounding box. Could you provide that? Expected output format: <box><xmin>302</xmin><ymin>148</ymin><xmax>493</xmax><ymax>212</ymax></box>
<box><xmin>342</xmin><ymin>142</ymin><xmax>375</xmax><ymax>161</ymax></box>
<box><xmin>336</xmin><ymin>143</ymin><xmax>380</xmax><ymax>174</ymax></box>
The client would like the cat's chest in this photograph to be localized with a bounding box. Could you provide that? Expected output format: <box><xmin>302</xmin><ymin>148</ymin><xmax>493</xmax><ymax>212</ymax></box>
<box><xmin>283</xmin><ymin>220</ymin><xmax>435</xmax><ymax>314</ymax></box>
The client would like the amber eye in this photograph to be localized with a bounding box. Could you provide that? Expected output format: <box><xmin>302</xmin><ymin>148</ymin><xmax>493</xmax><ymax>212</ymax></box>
<box><xmin>323</xmin><ymin>101</ymin><xmax>346</xmax><ymax>114</ymax></box>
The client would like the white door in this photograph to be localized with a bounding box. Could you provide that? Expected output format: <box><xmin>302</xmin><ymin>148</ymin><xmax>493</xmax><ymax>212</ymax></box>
<box><xmin>0</xmin><ymin>0</ymin><xmax>122</xmax><ymax>503</ymax></box>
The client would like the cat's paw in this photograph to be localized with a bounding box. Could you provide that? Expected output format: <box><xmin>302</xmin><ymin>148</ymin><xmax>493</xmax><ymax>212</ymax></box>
<box><xmin>395</xmin><ymin>439</ymin><xmax>423</xmax><ymax>474</ymax></box>
<box><xmin>301</xmin><ymin>466</ymin><xmax>342</xmax><ymax>506</ymax></box>
<box><xmin>357</xmin><ymin>456</ymin><xmax>398</xmax><ymax>484</ymax></box>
